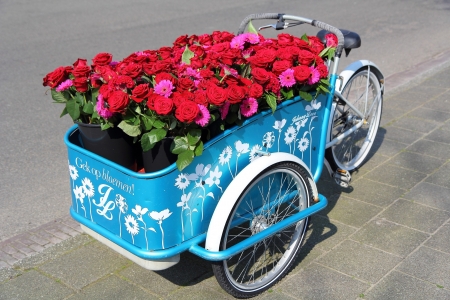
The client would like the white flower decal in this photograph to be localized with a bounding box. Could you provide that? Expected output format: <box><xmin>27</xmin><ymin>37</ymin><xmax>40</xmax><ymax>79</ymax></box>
<box><xmin>219</xmin><ymin>146</ymin><xmax>233</xmax><ymax>165</ymax></box>
<box><xmin>235</xmin><ymin>140</ymin><xmax>250</xmax><ymax>155</ymax></box>
<box><xmin>284</xmin><ymin>126</ymin><xmax>297</xmax><ymax>145</ymax></box>
<box><xmin>205</xmin><ymin>166</ymin><xmax>222</xmax><ymax>188</ymax></box>
<box><xmin>273</xmin><ymin>119</ymin><xmax>286</xmax><ymax>131</ymax></box>
<box><xmin>115</xmin><ymin>195</ymin><xmax>128</xmax><ymax>214</ymax></box>
<box><xmin>73</xmin><ymin>185</ymin><xmax>85</xmax><ymax>204</ymax></box>
<box><xmin>132</xmin><ymin>204</ymin><xmax>148</xmax><ymax>218</ymax></box>
<box><xmin>305</xmin><ymin>99</ymin><xmax>321</xmax><ymax>111</ymax></box>
<box><xmin>69</xmin><ymin>165</ymin><xmax>79</xmax><ymax>181</ymax></box>
<box><xmin>81</xmin><ymin>178</ymin><xmax>95</xmax><ymax>198</ymax></box>
<box><xmin>262</xmin><ymin>132</ymin><xmax>275</xmax><ymax>149</ymax></box>
<box><xmin>175</xmin><ymin>173</ymin><xmax>190</xmax><ymax>190</ymax></box>
<box><xmin>249</xmin><ymin>144</ymin><xmax>262</xmax><ymax>162</ymax></box>
<box><xmin>298</xmin><ymin>137</ymin><xmax>310</xmax><ymax>152</ymax></box>
<box><xmin>124</xmin><ymin>214</ymin><xmax>139</xmax><ymax>243</ymax></box>
<box><xmin>295</xmin><ymin>118</ymin><xmax>308</xmax><ymax>131</ymax></box>
<box><xmin>149</xmin><ymin>209</ymin><xmax>172</xmax><ymax>249</ymax></box>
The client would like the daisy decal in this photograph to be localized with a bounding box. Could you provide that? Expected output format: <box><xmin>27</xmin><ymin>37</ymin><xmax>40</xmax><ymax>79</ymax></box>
<box><xmin>262</xmin><ymin>132</ymin><xmax>275</xmax><ymax>149</ymax></box>
<box><xmin>175</xmin><ymin>173</ymin><xmax>190</xmax><ymax>190</ymax></box>
<box><xmin>81</xmin><ymin>178</ymin><xmax>94</xmax><ymax>198</ymax></box>
<box><xmin>73</xmin><ymin>185</ymin><xmax>85</xmax><ymax>204</ymax></box>
<box><xmin>115</xmin><ymin>194</ymin><xmax>128</xmax><ymax>214</ymax></box>
<box><xmin>219</xmin><ymin>146</ymin><xmax>233</xmax><ymax>165</ymax></box>
<box><xmin>249</xmin><ymin>144</ymin><xmax>262</xmax><ymax>162</ymax></box>
<box><xmin>69</xmin><ymin>165</ymin><xmax>79</xmax><ymax>181</ymax></box>
<box><xmin>298</xmin><ymin>137</ymin><xmax>310</xmax><ymax>152</ymax></box>
<box><xmin>124</xmin><ymin>215</ymin><xmax>139</xmax><ymax>243</ymax></box>
<box><xmin>284</xmin><ymin>126</ymin><xmax>297</xmax><ymax>144</ymax></box>
<box><xmin>295</xmin><ymin>118</ymin><xmax>308</xmax><ymax>131</ymax></box>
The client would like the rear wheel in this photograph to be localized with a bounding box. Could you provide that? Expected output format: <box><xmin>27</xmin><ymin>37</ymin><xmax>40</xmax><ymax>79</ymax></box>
<box><xmin>212</xmin><ymin>162</ymin><xmax>312</xmax><ymax>298</ymax></box>
<box><xmin>326</xmin><ymin>69</ymin><xmax>382</xmax><ymax>171</ymax></box>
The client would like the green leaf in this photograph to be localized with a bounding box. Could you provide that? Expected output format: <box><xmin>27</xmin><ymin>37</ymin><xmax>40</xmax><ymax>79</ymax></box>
<box><xmin>187</xmin><ymin>129</ymin><xmax>201</xmax><ymax>146</ymax></box>
<box><xmin>101</xmin><ymin>123</ymin><xmax>111</xmax><ymax>130</ymax></box>
<box><xmin>176</xmin><ymin>150</ymin><xmax>194</xmax><ymax>171</ymax></box>
<box><xmin>83</xmin><ymin>102</ymin><xmax>94</xmax><ymax>114</ymax></box>
<box><xmin>118</xmin><ymin>120</ymin><xmax>141</xmax><ymax>137</ymax></box>
<box><xmin>181</xmin><ymin>45</ymin><xmax>195</xmax><ymax>65</ymax></box>
<box><xmin>171</xmin><ymin>136</ymin><xmax>189</xmax><ymax>155</ymax></box>
<box><xmin>281</xmin><ymin>89</ymin><xmax>294</xmax><ymax>100</ymax></box>
<box><xmin>75</xmin><ymin>93</ymin><xmax>84</xmax><ymax>105</ymax></box>
<box><xmin>141</xmin><ymin>75</ymin><xmax>152</xmax><ymax>82</ymax></box>
<box><xmin>140</xmin><ymin>128</ymin><xmax>167</xmax><ymax>151</ymax></box>
<box><xmin>152</xmin><ymin>119</ymin><xmax>166</xmax><ymax>129</ymax></box>
<box><xmin>299</xmin><ymin>91</ymin><xmax>313</xmax><ymax>101</ymax></box>
<box><xmin>301</xmin><ymin>34</ymin><xmax>309</xmax><ymax>42</ymax></box>
<box><xmin>319</xmin><ymin>46</ymin><xmax>330</xmax><ymax>57</ymax></box>
<box><xmin>194</xmin><ymin>141</ymin><xmax>203</xmax><ymax>156</ymax></box>
<box><xmin>265</xmin><ymin>93</ymin><xmax>277</xmax><ymax>113</ymax></box>
<box><xmin>66</xmin><ymin>99</ymin><xmax>80</xmax><ymax>120</ymax></box>
<box><xmin>247</xmin><ymin>20</ymin><xmax>258</xmax><ymax>34</ymax></box>
<box><xmin>169</xmin><ymin>117</ymin><xmax>177</xmax><ymax>130</ymax></box>
<box><xmin>51</xmin><ymin>90</ymin><xmax>67</xmax><ymax>103</ymax></box>
<box><xmin>141</xmin><ymin>115</ymin><xmax>154</xmax><ymax>131</ymax></box>
<box><xmin>320</xmin><ymin>78</ymin><xmax>330</xmax><ymax>86</ymax></box>
<box><xmin>60</xmin><ymin>106</ymin><xmax>68</xmax><ymax>118</ymax></box>
<box><xmin>327</xmin><ymin>47</ymin><xmax>336</xmax><ymax>61</ymax></box>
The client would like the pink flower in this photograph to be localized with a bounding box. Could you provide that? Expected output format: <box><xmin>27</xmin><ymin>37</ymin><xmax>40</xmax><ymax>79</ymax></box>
<box><xmin>55</xmin><ymin>79</ymin><xmax>73</xmax><ymax>92</ymax></box>
<box><xmin>154</xmin><ymin>79</ymin><xmax>174</xmax><ymax>98</ymax></box>
<box><xmin>194</xmin><ymin>104</ymin><xmax>211</xmax><ymax>127</ymax></box>
<box><xmin>240</xmin><ymin>97</ymin><xmax>258</xmax><ymax>117</ymax></box>
<box><xmin>221</xmin><ymin>64</ymin><xmax>238</xmax><ymax>78</ymax></box>
<box><xmin>96</xmin><ymin>94</ymin><xmax>113</xmax><ymax>119</ymax></box>
<box><xmin>220</xmin><ymin>102</ymin><xmax>230</xmax><ymax>120</ymax></box>
<box><xmin>245</xmin><ymin>33</ymin><xmax>260</xmax><ymax>44</ymax></box>
<box><xmin>307</xmin><ymin>67</ymin><xmax>320</xmax><ymax>85</ymax></box>
<box><xmin>279</xmin><ymin>69</ymin><xmax>295</xmax><ymax>88</ymax></box>
<box><xmin>230</xmin><ymin>35</ymin><xmax>245</xmax><ymax>50</ymax></box>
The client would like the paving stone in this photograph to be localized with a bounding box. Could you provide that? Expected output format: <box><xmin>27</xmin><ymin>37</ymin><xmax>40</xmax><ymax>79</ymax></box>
<box><xmin>425</xmin><ymin>224</ymin><xmax>450</xmax><ymax>253</ymax></box>
<box><xmin>383</xmin><ymin>90</ymin><xmax>428</xmax><ymax>111</ymax></box>
<box><xmin>380</xmin><ymin>107</ymin><xmax>405</xmax><ymax>127</ymax></box>
<box><xmin>305</xmin><ymin>215</ymin><xmax>357</xmax><ymax>251</ymax></box>
<box><xmin>279</xmin><ymin>263</ymin><xmax>368</xmax><ymax>300</ymax></box>
<box><xmin>427</xmin><ymin>92</ymin><xmax>450</xmax><ymax>112</ymax></box>
<box><xmin>165</xmin><ymin>281</ymin><xmax>234</xmax><ymax>300</ymax></box>
<box><xmin>388</xmin><ymin>151</ymin><xmax>445</xmax><ymax>174</ymax></box>
<box><xmin>440</xmin><ymin>121</ymin><xmax>450</xmax><ymax>131</ymax></box>
<box><xmin>351</xmin><ymin>218</ymin><xmax>429</xmax><ymax>257</ymax></box>
<box><xmin>397</xmin><ymin>246</ymin><xmax>450</xmax><ymax>288</ymax></box>
<box><xmin>0</xmin><ymin>268</ymin><xmax>21</xmax><ymax>283</ymax></box>
<box><xmin>365</xmin><ymin>271</ymin><xmax>450</xmax><ymax>300</ymax></box>
<box><xmin>403</xmin><ymin>182</ymin><xmax>450</xmax><ymax>211</ymax></box>
<box><xmin>408</xmin><ymin>107</ymin><xmax>450</xmax><ymax>123</ymax></box>
<box><xmin>369</xmin><ymin>134</ymin><xmax>407</xmax><ymax>157</ymax></box>
<box><xmin>319</xmin><ymin>240</ymin><xmax>402</xmax><ymax>283</ymax></box>
<box><xmin>38</xmin><ymin>241</ymin><xmax>130</xmax><ymax>291</ymax></box>
<box><xmin>0</xmin><ymin>270</ymin><xmax>73</xmax><ymax>300</ymax></box>
<box><xmin>118</xmin><ymin>252</ymin><xmax>210</xmax><ymax>297</ymax></box>
<box><xmin>354</xmin><ymin>152</ymin><xmax>391</xmax><ymax>175</ymax></box>
<box><xmin>407</xmin><ymin>139</ymin><xmax>450</xmax><ymax>159</ymax></box>
<box><xmin>426</xmin><ymin>162</ymin><xmax>450</xmax><ymax>189</ymax></box>
<box><xmin>345</xmin><ymin>178</ymin><xmax>405</xmax><ymax>207</ymax></box>
<box><xmin>365</xmin><ymin>164</ymin><xmax>427</xmax><ymax>190</ymax></box>
<box><xmin>318</xmin><ymin>195</ymin><xmax>382</xmax><ymax>228</ymax></box>
<box><xmin>379</xmin><ymin>199</ymin><xmax>450</xmax><ymax>233</ymax></box>
<box><xmin>390</xmin><ymin>116</ymin><xmax>439</xmax><ymax>134</ymax></box>
<box><xmin>421</xmin><ymin>70</ymin><xmax>450</xmax><ymax>88</ymax></box>
<box><xmin>67</xmin><ymin>274</ymin><xmax>158</xmax><ymax>300</ymax></box>
<box><xmin>384</xmin><ymin>126</ymin><xmax>425</xmax><ymax>144</ymax></box>
<box><xmin>424</xmin><ymin>128</ymin><xmax>450</xmax><ymax>144</ymax></box>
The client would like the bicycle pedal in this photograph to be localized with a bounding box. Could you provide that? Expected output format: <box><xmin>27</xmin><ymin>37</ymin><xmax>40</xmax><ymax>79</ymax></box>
<box><xmin>333</xmin><ymin>169</ymin><xmax>351</xmax><ymax>188</ymax></box>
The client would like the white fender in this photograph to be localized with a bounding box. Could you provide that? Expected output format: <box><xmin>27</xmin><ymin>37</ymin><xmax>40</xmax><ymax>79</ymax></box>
<box><xmin>205</xmin><ymin>152</ymin><xmax>315</xmax><ymax>252</ymax></box>
<box><xmin>337</xmin><ymin>60</ymin><xmax>385</xmax><ymax>93</ymax></box>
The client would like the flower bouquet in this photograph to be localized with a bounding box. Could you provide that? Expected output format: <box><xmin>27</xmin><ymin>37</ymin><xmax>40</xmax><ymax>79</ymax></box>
<box><xmin>43</xmin><ymin>24</ymin><xmax>337</xmax><ymax>171</ymax></box>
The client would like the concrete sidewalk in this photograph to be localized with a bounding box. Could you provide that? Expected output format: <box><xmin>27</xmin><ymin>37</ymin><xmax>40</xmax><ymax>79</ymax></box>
<box><xmin>1</xmin><ymin>66</ymin><xmax>450</xmax><ymax>299</ymax></box>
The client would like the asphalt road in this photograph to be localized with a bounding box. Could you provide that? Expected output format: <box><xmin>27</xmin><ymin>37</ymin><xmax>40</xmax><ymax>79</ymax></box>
<box><xmin>1</xmin><ymin>0</ymin><xmax>449</xmax><ymax>241</ymax></box>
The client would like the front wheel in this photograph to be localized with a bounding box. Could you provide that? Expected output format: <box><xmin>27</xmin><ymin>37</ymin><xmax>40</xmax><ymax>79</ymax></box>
<box><xmin>212</xmin><ymin>162</ymin><xmax>312</xmax><ymax>298</ymax></box>
<box><xmin>326</xmin><ymin>69</ymin><xmax>383</xmax><ymax>171</ymax></box>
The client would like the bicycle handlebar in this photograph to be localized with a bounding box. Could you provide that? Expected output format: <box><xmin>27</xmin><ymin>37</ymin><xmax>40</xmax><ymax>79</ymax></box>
<box><xmin>237</xmin><ymin>13</ymin><xmax>344</xmax><ymax>57</ymax></box>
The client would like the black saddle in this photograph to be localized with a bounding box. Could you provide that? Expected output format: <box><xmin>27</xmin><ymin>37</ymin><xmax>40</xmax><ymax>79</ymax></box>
<box><xmin>316</xmin><ymin>29</ymin><xmax>361</xmax><ymax>56</ymax></box>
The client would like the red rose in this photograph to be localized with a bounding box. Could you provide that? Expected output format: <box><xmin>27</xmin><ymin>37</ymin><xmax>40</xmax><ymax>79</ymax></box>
<box><xmin>99</xmin><ymin>85</ymin><xmax>113</xmax><ymax>100</ymax></box>
<box><xmin>248</xmin><ymin>83</ymin><xmax>263</xmax><ymax>99</ymax></box>
<box><xmin>154</xmin><ymin>96</ymin><xmax>174</xmax><ymax>115</ymax></box>
<box><xmin>72</xmin><ymin>77</ymin><xmax>89</xmax><ymax>92</ymax></box>
<box><xmin>315</xmin><ymin>55</ymin><xmax>324</xmax><ymax>66</ymax></box>
<box><xmin>316</xmin><ymin>64</ymin><xmax>329</xmax><ymax>78</ymax></box>
<box><xmin>219</xmin><ymin>31</ymin><xmax>235</xmax><ymax>43</ymax></box>
<box><xmin>72</xmin><ymin>65</ymin><xmax>91</xmax><ymax>78</ymax></box>
<box><xmin>90</xmin><ymin>73</ymin><xmax>103</xmax><ymax>88</ymax></box>
<box><xmin>173</xmin><ymin>35</ymin><xmax>188</xmax><ymax>47</ymax></box>
<box><xmin>175</xmin><ymin>100</ymin><xmax>200</xmax><ymax>123</ymax></box>
<box><xmin>220</xmin><ymin>48</ymin><xmax>240</xmax><ymax>65</ymax></box>
<box><xmin>152</xmin><ymin>60</ymin><xmax>172</xmax><ymax>74</ymax></box>
<box><xmin>206</xmin><ymin>83</ymin><xmax>227</xmax><ymax>106</ymax></box>
<box><xmin>293</xmin><ymin>65</ymin><xmax>311</xmax><ymax>83</ymax></box>
<box><xmin>198</xmin><ymin>34</ymin><xmax>213</xmax><ymax>46</ymax></box>
<box><xmin>107</xmin><ymin>90</ymin><xmax>129</xmax><ymax>113</ymax></box>
<box><xmin>251</xmin><ymin>68</ymin><xmax>271</xmax><ymax>85</ymax></box>
<box><xmin>193</xmin><ymin>90</ymin><xmax>208</xmax><ymax>106</ymax></box>
<box><xmin>113</xmin><ymin>75</ymin><xmax>134</xmax><ymax>90</ymax></box>
<box><xmin>42</xmin><ymin>66</ymin><xmax>69</xmax><ymax>88</ymax></box>
<box><xmin>210</xmin><ymin>42</ymin><xmax>230</xmax><ymax>54</ymax></box>
<box><xmin>307</xmin><ymin>36</ymin><xmax>325</xmax><ymax>54</ymax></box>
<box><xmin>277</xmin><ymin>33</ymin><xmax>294</xmax><ymax>47</ymax></box>
<box><xmin>227</xmin><ymin>84</ymin><xmax>247</xmax><ymax>104</ymax></box>
<box><xmin>189</xmin><ymin>57</ymin><xmax>204</xmax><ymax>69</ymax></box>
<box><xmin>171</xmin><ymin>92</ymin><xmax>186</xmax><ymax>107</ymax></box>
<box><xmin>266</xmin><ymin>73</ymin><xmax>280</xmax><ymax>94</ymax></box>
<box><xmin>131</xmin><ymin>84</ymin><xmax>149</xmax><ymax>103</ymax></box>
<box><xmin>92</xmin><ymin>52</ymin><xmax>113</xmax><ymax>67</ymax></box>
<box><xmin>248</xmin><ymin>49</ymin><xmax>277</xmax><ymax>68</ymax></box>
<box><xmin>73</xmin><ymin>58</ymin><xmax>88</xmax><ymax>68</ymax></box>
<box><xmin>298</xmin><ymin>50</ymin><xmax>315</xmax><ymax>66</ymax></box>
<box><xmin>95</xmin><ymin>65</ymin><xmax>116</xmax><ymax>83</ymax></box>
<box><xmin>272</xmin><ymin>60</ymin><xmax>292</xmax><ymax>76</ymax></box>
<box><xmin>189</xmin><ymin>45</ymin><xmax>205</xmax><ymax>57</ymax></box>
<box><xmin>155</xmin><ymin>72</ymin><xmax>176</xmax><ymax>85</ymax></box>
<box><xmin>325</xmin><ymin>33</ymin><xmax>338</xmax><ymax>47</ymax></box>
<box><xmin>122</xmin><ymin>62</ymin><xmax>142</xmax><ymax>78</ymax></box>
<box><xmin>294</xmin><ymin>37</ymin><xmax>309</xmax><ymax>48</ymax></box>
<box><xmin>142</xmin><ymin>62</ymin><xmax>156</xmax><ymax>75</ymax></box>
<box><xmin>146</xmin><ymin>89</ymin><xmax>157</xmax><ymax>110</ymax></box>
<box><xmin>158</xmin><ymin>47</ymin><xmax>172</xmax><ymax>60</ymax></box>
<box><xmin>177</xmin><ymin>77</ymin><xmax>195</xmax><ymax>91</ymax></box>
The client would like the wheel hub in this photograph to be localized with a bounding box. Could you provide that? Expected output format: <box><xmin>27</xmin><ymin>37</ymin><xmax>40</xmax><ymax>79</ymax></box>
<box><xmin>250</xmin><ymin>215</ymin><xmax>269</xmax><ymax>235</ymax></box>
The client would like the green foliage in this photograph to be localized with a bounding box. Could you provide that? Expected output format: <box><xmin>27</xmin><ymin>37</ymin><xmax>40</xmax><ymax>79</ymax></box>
<box><xmin>247</xmin><ymin>20</ymin><xmax>258</xmax><ymax>34</ymax></box>
<box><xmin>182</xmin><ymin>46</ymin><xmax>195</xmax><ymax>65</ymax></box>
<box><xmin>265</xmin><ymin>93</ymin><xmax>277</xmax><ymax>113</ymax></box>
<box><xmin>140</xmin><ymin>128</ymin><xmax>167</xmax><ymax>152</ymax></box>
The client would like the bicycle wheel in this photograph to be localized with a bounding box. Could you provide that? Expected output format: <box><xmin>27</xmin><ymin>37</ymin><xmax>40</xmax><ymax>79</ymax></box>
<box><xmin>212</xmin><ymin>162</ymin><xmax>312</xmax><ymax>298</ymax></box>
<box><xmin>325</xmin><ymin>69</ymin><xmax>382</xmax><ymax>171</ymax></box>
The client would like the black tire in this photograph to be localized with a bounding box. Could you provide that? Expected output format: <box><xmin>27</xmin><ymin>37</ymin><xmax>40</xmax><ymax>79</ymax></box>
<box><xmin>212</xmin><ymin>162</ymin><xmax>313</xmax><ymax>298</ymax></box>
<box><xmin>325</xmin><ymin>69</ymin><xmax>383</xmax><ymax>172</ymax></box>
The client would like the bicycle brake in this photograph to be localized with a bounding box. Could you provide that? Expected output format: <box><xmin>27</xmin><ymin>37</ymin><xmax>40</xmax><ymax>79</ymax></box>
<box><xmin>333</xmin><ymin>169</ymin><xmax>351</xmax><ymax>188</ymax></box>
